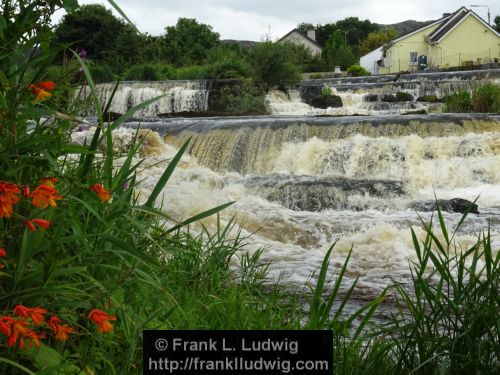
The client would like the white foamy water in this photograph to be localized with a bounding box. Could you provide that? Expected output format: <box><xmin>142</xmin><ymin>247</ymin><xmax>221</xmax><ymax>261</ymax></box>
<box><xmin>73</xmin><ymin>125</ymin><xmax>500</xmax><ymax>295</ymax></box>
<box><xmin>266</xmin><ymin>88</ymin><xmax>430</xmax><ymax>116</ymax></box>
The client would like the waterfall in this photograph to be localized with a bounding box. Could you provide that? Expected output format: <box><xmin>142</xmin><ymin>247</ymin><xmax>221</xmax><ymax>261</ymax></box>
<box><xmin>79</xmin><ymin>80</ymin><xmax>210</xmax><ymax>117</ymax></box>
<box><xmin>151</xmin><ymin>114</ymin><xmax>500</xmax><ymax>174</ymax></box>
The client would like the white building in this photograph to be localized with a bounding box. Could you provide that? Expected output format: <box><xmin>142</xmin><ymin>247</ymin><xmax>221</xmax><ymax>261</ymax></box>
<box><xmin>278</xmin><ymin>29</ymin><xmax>322</xmax><ymax>55</ymax></box>
<box><xmin>360</xmin><ymin>47</ymin><xmax>383</xmax><ymax>75</ymax></box>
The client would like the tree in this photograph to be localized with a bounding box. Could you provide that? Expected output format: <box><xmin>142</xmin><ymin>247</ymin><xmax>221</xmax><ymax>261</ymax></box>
<box><xmin>296</xmin><ymin>22</ymin><xmax>315</xmax><ymax>35</ymax></box>
<box><xmin>358</xmin><ymin>28</ymin><xmax>399</xmax><ymax>55</ymax></box>
<box><xmin>494</xmin><ymin>15</ymin><xmax>500</xmax><ymax>33</ymax></box>
<box><xmin>316</xmin><ymin>17</ymin><xmax>379</xmax><ymax>56</ymax></box>
<box><xmin>249</xmin><ymin>41</ymin><xmax>301</xmax><ymax>87</ymax></box>
<box><xmin>163</xmin><ymin>18</ymin><xmax>220</xmax><ymax>66</ymax></box>
<box><xmin>53</xmin><ymin>4</ymin><xmax>128</xmax><ymax>62</ymax></box>
<box><xmin>321</xmin><ymin>32</ymin><xmax>357</xmax><ymax>70</ymax></box>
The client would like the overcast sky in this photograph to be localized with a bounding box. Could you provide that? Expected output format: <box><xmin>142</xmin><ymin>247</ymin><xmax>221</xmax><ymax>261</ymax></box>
<box><xmin>52</xmin><ymin>1</ymin><xmax>498</xmax><ymax>41</ymax></box>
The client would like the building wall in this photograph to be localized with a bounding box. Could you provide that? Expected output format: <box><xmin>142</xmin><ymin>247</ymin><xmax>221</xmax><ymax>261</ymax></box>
<box><xmin>360</xmin><ymin>47</ymin><xmax>382</xmax><ymax>74</ymax></box>
<box><xmin>432</xmin><ymin>15</ymin><xmax>500</xmax><ymax>69</ymax></box>
<box><xmin>383</xmin><ymin>14</ymin><xmax>500</xmax><ymax>73</ymax></box>
<box><xmin>383</xmin><ymin>23</ymin><xmax>441</xmax><ymax>73</ymax></box>
<box><xmin>280</xmin><ymin>31</ymin><xmax>322</xmax><ymax>55</ymax></box>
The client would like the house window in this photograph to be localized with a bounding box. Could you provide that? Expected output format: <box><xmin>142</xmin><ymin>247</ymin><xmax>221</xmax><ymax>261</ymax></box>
<box><xmin>410</xmin><ymin>52</ymin><xmax>418</xmax><ymax>65</ymax></box>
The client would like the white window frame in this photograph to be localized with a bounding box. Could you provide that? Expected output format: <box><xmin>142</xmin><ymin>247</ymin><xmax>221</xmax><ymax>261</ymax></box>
<box><xmin>409</xmin><ymin>52</ymin><xmax>418</xmax><ymax>65</ymax></box>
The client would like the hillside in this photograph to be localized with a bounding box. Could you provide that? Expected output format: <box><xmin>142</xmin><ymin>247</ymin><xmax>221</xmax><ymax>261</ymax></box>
<box><xmin>377</xmin><ymin>19</ymin><xmax>435</xmax><ymax>36</ymax></box>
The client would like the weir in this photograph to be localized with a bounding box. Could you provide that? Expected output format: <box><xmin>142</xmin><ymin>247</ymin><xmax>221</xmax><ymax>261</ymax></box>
<box><xmin>78</xmin><ymin>70</ymin><xmax>500</xmax><ymax>290</ymax></box>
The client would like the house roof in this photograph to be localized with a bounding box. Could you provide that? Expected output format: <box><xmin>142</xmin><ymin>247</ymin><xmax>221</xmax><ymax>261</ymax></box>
<box><xmin>427</xmin><ymin>7</ymin><xmax>468</xmax><ymax>42</ymax></box>
<box><xmin>278</xmin><ymin>29</ymin><xmax>323</xmax><ymax>49</ymax></box>
<box><xmin>383</xmin><ymin>6</ymin><xmax>500</xmax><ymax>51</ymax></box>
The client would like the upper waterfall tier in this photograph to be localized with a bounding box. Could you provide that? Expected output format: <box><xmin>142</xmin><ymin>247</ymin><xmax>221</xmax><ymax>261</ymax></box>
<box><xmin>79</xmin><ymin>80</ymin><xmax>210</xmax><ymax>117</ymax></box>
<box><xmin>300</xmin><ymin>69</ymin><xmax>500</xmax><ymax>99</ymax></box>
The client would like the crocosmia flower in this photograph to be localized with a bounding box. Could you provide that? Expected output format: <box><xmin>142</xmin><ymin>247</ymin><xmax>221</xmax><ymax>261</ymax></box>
<box><xmin>88</xmin><ymin>309</ymin><xmax>116</xmax><ymax>333</ymax></box>
<box><xmin>90</xmin><ymin>184</ymin><xmax>111</xmax><ymax>202</ymax></box>
<box><xmin>0</xmin><ymin>181</ymin><xmax>21</xmax><ymax>218</ymax></box>
<box><xmin>30</xmin><ymin>184</ymin><xmax>62</xmax><ymax>208</ymax></box>
<box><xmin>25</xmin><ymin>218</ymin><xmax>52</xmax><ymax>232</ymax></box>
<box><xmin>29</xmin><ymin>81</ymin><xmax>56</xmax><ymax>101</ymax></box>
<box><xmin>54</xmin><ymin>324</ymin><xmax>74</xmax><ymax>341</ymax></box>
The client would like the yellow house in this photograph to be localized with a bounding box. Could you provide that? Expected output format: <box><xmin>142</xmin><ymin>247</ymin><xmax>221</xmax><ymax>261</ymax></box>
<box><xmin>380</xmin><ymin>7</ymin><xmax>500</xmax><ymax>73</ymax></box>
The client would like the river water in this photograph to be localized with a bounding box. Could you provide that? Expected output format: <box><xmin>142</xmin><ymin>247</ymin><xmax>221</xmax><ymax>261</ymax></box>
<box><xmin>76</xmin><ymin>70</ymin><xmax>500</xmax><ymax>300</ymax></box>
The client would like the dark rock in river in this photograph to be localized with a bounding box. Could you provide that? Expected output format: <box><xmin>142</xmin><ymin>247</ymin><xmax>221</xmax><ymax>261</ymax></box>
<box><xmin>411</xmin><ymin>198</ymin><xmax>479</xmax><ymax>214</ymax></box>
<box><xmin>395</xmin><ymin>92</ymin><xmax>414</xmax><ymax>102</ymax></box>
<box><xmin>310</xmin><ymin>95</ymin><xmax>343</xmax><ymax>109</ymax></box>
<box><xmin>244</xmin><ymin>175</ymin><xmax>405</xmax><ymax>212</ymax></box>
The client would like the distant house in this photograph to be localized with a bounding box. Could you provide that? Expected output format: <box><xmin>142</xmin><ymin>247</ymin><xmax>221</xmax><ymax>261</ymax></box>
<box><xmin>379</xmin><ymin>7</ymin><xmax>500</xmax><ymax>74</ymax></box>
<box><xmin>278</xmin><ymin>29</ymin><xmax>322</xmax><ymax>55</ymax></box>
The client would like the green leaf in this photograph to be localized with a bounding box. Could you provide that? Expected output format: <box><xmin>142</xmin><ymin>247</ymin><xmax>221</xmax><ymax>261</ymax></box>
<box><xmin>107</xmin><ymin>0</ymin><xmax>140</xmax><ymax>33</ymax></box>
<box><xmin>0</xmin><ymin>15</ymin><xmax>7</xmax><ymax>39</ymax></box>
<box><xmin>62</xmin><ymin>0</ymin><xmax>80</xmax><ymax>12</ymax></box>
<box><xmin>145</xmin><ymin>139</ymin><xmax>190</xmax><ymax>207</ymax></box>
<box><xmin>167</xmin><ymin>201</ymin><xmax>235</xmax><ymax>233</ymax></box>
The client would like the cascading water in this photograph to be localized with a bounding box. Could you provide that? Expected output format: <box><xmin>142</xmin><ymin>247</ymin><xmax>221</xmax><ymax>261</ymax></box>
<box><xmin>75</xmin><ymin>70</ymin><xmax>500</xmax><ymax>301</ymax></box>
<box><xmin>79</xmin><ymin>80</ymin><xmax>210</xmax><ymax>117</ymax></box>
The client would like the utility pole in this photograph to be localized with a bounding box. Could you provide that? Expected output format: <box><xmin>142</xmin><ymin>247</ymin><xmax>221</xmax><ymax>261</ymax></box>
<box><xmin>470</xmin><ymin>4</ymin><xmax>491</xmax><ymax>25</ymax></box>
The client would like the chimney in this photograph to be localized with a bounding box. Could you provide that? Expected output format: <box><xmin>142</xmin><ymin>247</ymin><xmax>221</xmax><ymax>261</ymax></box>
<box><xmin>307</xmin><ymin>29</ymin><xmax>316</xmax><ymax>41</ymax></box>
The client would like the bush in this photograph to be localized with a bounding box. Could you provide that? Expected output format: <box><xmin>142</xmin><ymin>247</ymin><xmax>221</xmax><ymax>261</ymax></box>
<box><xmin>444</xmin><ymin>91</ymin><xmax>472</xmax><ymax>112</ymax></box>
<box><xmin>472</xmin><ymin>83</ymin><xmax>500</xmax><ymax>112</ymax></box>
<box><xmin>88</xmin><ymin>63</ymin><xmax>116</xmax><ymax>83</ymax></box>
<box><xmin>123</xmin><ymin>63</ymin><xmax>162</xmax><ymax>81</ymax></box>
<box><xmin>204</xmin><ymin>46</ymin><xmax>250</xmax><ymax>79</ymax></box>
<box><xmin>249</xmin><ymin>41</ymin><xmax>302</xmax><ymax>87</ymax></box>
<box><xmin>347</xmin><ymin>64</ymin><xmax>370</xmax><ymax>77</ymax></box>
<box><xmin>175</xmin><ymin>65</ymin><xmax>209</xmax><ymax>80</ymax></box>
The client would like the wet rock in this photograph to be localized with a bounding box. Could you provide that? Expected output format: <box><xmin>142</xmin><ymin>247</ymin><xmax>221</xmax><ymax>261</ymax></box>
<box><xmin>417</xmin><ymin>95</ymin><xmax>439</xmax><ymax>103</ymax></box>
<box><xmin>402</xmin><ymin>109</ymin><xmax>428</xmax><ymax>115</ymax></box>
<box><xmin>411</xmin><ymin>198</ymin><xmax>479</xmax><ymax>214</ymax></box>
<box><xmin>364</xmin><ymin>94</ymin><xmax>379</xmax><ymax>102</ymax></box>
<box><xmin>395</xmin><ymin>92</ymin><xmax>414</xmax><ymax>102</ymax></box>
<box><xmin>244</xmin><ymin>175</ymin><xmax>405</xmax><ymax>212</ymax></box>
<box><xmin>103</xmin><ymin>112</ymin><xmax>122</xmax><ymax>121</ymax></box>
<box><xmin>310</xmin><ymin>95</ymin><xmax>343</xmax><ymax>109</ymax></box>
<box><xmin>381</xmin><ymin>94</ymin><xmax>396</xmax><ymax>102</ymax></box>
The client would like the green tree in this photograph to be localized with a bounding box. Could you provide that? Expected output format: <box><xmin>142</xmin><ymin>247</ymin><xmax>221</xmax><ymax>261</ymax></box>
<box><xmin>316</xmin><ymin>17</ymin><xmax>379</xmax><ymax>56</ymax></box>
<box><xmin>163</xmin><ymin>18</ymin><xmax>220</xmax><ymax>66</ymax></box>
<box><xmin>296</xmin><ymin>22</ymin><xmax>316</xmax><ymax>35</ymax></box>
<box><xmin>53</xmin><ymin>4</ymin><xmax>128</xmax><ymax>62</ymax></box>
<box><xmin>249</xmin><ymin>41</ymin><xmax>301</xmax><ymax>87</ymax></box>
<box><xmin>358</xmin><ymin>28</ymin><xmax>399</xmax><ymax>55</ymax></box>
<box><xmin>322</xmin><ymin>32</ymin><xmax>357</xmax><ymax>70</ymax></box>
<box><xmin>494</xmin><ymin>15</ymin><xmax>500</xmax><ymax>33</ymax></box>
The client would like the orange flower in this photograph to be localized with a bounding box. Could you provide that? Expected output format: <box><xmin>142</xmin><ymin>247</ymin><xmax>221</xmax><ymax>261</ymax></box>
<box><xmin>30</xmin><ymin>184</ymin><xmax>62</xmax><ymax>208</ymax></box>
<box><xmin>48</xmin><ymin>316</ymin><xmax>61</xmax><ymax>333</ymax></box>
<box><xmin>7</xmin><ymin>320</ymin><xmax>28</xmax><ymax>348</ymax></box>
<box><xmin>25</xmin><ymin>330</ymin><xmax>45</xmax><ymax>349</ymax></box>
<box><xmin>40</xmin><ymin>177</ymin><xmax>58</xmax><ymax>187</ymax></box>
<box><xmin>23</xmin><ymin>185</ymin><xmax>30</xmax><ymax>198</ymax></box>
<box><xmin>25</xmin><ymin>218</ymin><xmax>52</xmax><ymax>232</ymax></box>
<box><xmin>0</xmin><ymin>316</ymin><xmax>15</xmax><ymax>336</ymax></box>
<box><xmin>0</xmin><ymin>248</ymin><xmax>6</xmax><ymax>257</ymax></box>
<box><xmin>0</xmin><ymin>181</ymin><xmax>21</xmax><ymax>218</ymax></box>
<box><xmin>90</xmin><ymin>184</ymin><xmax>111</xmax><ymax>202</ymax></box>
<box><xmin>37</xmin><ymin>81</ymin><xmax>56</xmax><ymax>91</ymax></box>
<box><xmin>54</xmin><ymin>324</ymin><xmax>74</xmax><ymax>341</ymax></box>
<box><xmin>13</xmin><ymin>305</ymin><xmax>47</xmax><ymax>325</ymax></box>
<box><xmin>29</xmin><ymin>81</ymin><xmax>56</xmax><ymax>101</ymax></box>
<box><xmin>88</xmin><ymin>309</ymin><xmax>116</xmax><ymax>333</ymax></box>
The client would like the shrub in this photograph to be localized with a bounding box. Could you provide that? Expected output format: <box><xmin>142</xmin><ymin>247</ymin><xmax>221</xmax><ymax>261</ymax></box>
<box><xmin>321</xmin><ymin>86</ymin><xmax>333</xmax><ymax>97</ymax></box>
<box><xmin>472</xmin><ymin>83</ymin><xmax>500</xmax><ymax>112</ymax></box>
<box><xmin>204</xmin><ymin>46</ymin><xmax>250</xmax><ymax>79</ymax></box>
<box><xmin>88</xmin><ymin>63</ymin><xmax>116</xmax><ymax>83</ymax></box>
<box><xmin>175</xmin><ymin>65</ymin><xmax>209</xmax><ymax>80</ymax></box>
<box><xmin>444</xmin><ymin>91</ymin><xmax>472</xmax><ymax>112</ymax></box>
<box><xmin>347</xmin><ymin>64</ymin><xmax>370</xmax><ymax>77</ymax></box>
<box><xmin>123</xmin><ymin>63</ymin><xmax>161</xmax><ymax>81</ymax></box>
<box><xmin>249</xmin><ymin>41</ymin><xmax>302</xmax><ymax>87</ymax></box>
